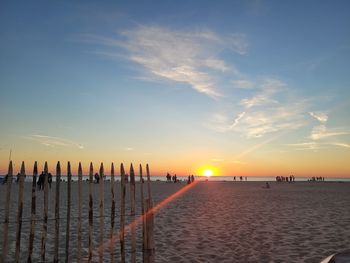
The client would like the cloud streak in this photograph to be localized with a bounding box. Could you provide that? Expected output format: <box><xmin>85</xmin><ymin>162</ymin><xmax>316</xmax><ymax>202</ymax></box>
<box><xmin>309</xmin><ymin>111</ymin><xmax>328</xmax><ymax>123</ymax></box>
<box><xmin>286</xmin><ymin>141</ymin><xmax>350</xmax><ymax>150</ymax></box>
<box><xmin>86</xmin><ymin>26</ymin><xmax>248</xmax><ymax>97</ymax></box>
<box><xmin>25</xmin><ymin>135</ymin><xmax>84</xmax><ymax>149</ymax></box>
<box><xmin>208</xmin><ymin>77</ymin><xmax>308</xmax><ymax>138</ymax></box>
<box><xmin>310</xmin><ymin>125</ymin><xmax>348</xmax><ymax>140</ymax></box>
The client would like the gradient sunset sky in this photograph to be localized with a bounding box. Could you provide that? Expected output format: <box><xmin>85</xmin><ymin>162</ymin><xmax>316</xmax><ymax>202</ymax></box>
<box><xmin>1</xmin><ymin>1</ymin><xmax>349</xmax><ymax>177</ymax></box>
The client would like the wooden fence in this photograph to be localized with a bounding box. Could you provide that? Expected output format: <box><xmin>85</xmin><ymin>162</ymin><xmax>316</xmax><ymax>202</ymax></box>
<box><xmin>0</xmin><ymin>161</ymin><xmax>154</xmax><ymax>263</ymax></box>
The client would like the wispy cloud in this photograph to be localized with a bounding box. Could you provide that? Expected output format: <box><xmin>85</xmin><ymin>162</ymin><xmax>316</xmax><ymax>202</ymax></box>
<box><xmin>310</xmin><ymin>125</ymin><xmax>348</xmax><ymax>140</ymax></box>
<box><xmin>240</xmin><ymin>78</ymin><xmax>286</xmax><ymax>108</ymax></box>
<box><xmin>208</xmin><ymin>79</ymin><xmax>307</xmax><ymax>138</ymax></box>
<box><xmin>309</xmin><ymin>111</ymin><xmax>328</xmax><ymax>123</ymax></box>
<box><xmin>85</xmin><ymin>26</ymin><xmax>248</xmax><ymax>97</ymax></box>
<box><xmin>124</xmin><ymin>147</ymin><xmax>134</xmax><ymax>151</ymax></box>
<box><xmin>331</xmin><ymin>142</ymin><xmax>350</xmax><ymax>148</ymax></box>
<box><xmin>240</xmin><ymin>95</ymin><xmax>277</xmax><ymax>108</ymax></box>
<box><xmin>286</xmin><ymin>141</ymin><xmax>350</xmax><ymax>150</ymax></box>
<box><xmin>208</xmin><ymin>106</ymin><xmax>306</xmax><ymax>138</ymax></box>
<box><xmin>25</xmin><ymin>135</ymin><xmax>84</xmax><ymax>149</ymax></box>
<box><xmin>229</xmin><ymin>111</ymin><xmax>246</xmax><ymax>129</ymax></box>
<box><xmin>285</xmin><ymin>142</ymin><xmax>322</xmax><ymax>151</ymax></box>
<box><xmin>231</xmin><ymin>79</ymin><xmax>255</xmax><ymax>89</ymax></box>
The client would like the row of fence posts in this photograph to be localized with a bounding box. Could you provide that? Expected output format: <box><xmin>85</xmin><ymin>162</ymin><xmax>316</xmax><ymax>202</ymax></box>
<box><xmin>0</xmin><ymin>160</ymin><xmax>155</xmax><ymax>263</ymax></box>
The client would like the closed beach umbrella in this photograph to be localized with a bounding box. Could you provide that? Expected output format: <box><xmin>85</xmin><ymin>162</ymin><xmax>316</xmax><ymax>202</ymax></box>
<box><xmin>320</xmin><ymin>250</ymin><xmax>350</xmax><ymax>263</ymax></box>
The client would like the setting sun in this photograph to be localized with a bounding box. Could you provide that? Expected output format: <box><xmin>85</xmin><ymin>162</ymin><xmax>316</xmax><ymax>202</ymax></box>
<box><xmin>203</xmin><ymin>169</ymin><xmax>213</xmax><ymax>177</ymax></box>
<box><xmin>197</xmin><ymin>166</ymin><xmax>219</xmax><ymax>177</ymax></box>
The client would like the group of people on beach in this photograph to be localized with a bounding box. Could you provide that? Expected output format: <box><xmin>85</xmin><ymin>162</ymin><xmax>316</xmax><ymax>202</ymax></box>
<box><xmin>309</xmin><ymin>176</ymin><xmax>325</xmax><ymax>182</ymax></box>
<box><xmin>166</xmin><ymin>173</ymin><xmax>177</xmax><ymax>183</ymax></box>
<box><xmin>187</xmin><ymin>175</ymin><xmax>195</xmax><ymax>184</ymax></box>
<box><xmin>2</xmin><ymin>171</ymin><xmax>53</xmax><ymax>190</ymax></box>
<box><xmin>233</xmin><ymin>176</ymin><xmax>247</xmax><ymax>181</ymax></box>
<box><xmin>276</xmin><ymin>175</ymin><xmax>295</xmax><ymax>182</ymax></box>
<box><xmin>37</xmin><ymin>172</ymin><xmax>53</xmax><ymax>190</ymax></box>
<box><xmin>166</xmin><ymin>173</ymin><xmax>195</xmax><ymax>184</ymax></box>
<box><xmin>93</xmin><ymin>173</ymin><xmax>135</xmax><ymax>184</ymax></box>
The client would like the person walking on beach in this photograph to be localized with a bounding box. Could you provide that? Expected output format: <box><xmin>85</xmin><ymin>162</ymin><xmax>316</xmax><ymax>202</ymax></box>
<box><xmin>191</xmin><ymin>174</ymin><xmax>194</xmax><ymax>183</ymax></box>
<box><xmin>166</xmin><ymin>173</ymin><xmax>171</xmax><ymax>182</ymax></box>
<box><xmin>187</xmin><ymin>175</ymin><xmax>191</xmax><ymax>184</ymax></box>
<box><xmin>48</xmin><ymin>173</ymin><xmax>52</xmax><ymax>189</ymax></box>
<box><xmin>37</xmin><ymin>171</ymin><xmax>44</xmax><ymax>190</ymax></box>
<box><xmin>94</xmin><ymin>173</ymin><xmax>99</xmax><ymax>184</ymax></box>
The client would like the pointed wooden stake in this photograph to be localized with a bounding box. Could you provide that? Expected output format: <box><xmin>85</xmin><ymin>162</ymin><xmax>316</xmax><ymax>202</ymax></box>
<box><xmin>99</xmin><ymin>162</ymin><xmax>105</xmax><ymax>263</ymax></box>
<box><xmin>110</xmin><ymin>163</ymin><xmax>116</xmax><ymax>262</ymax></box>
<box><xmin>2</xmin><ymin>160</ymin><xmax>13</xmax><ymax>262</ymax></box>
<box><xmin>41</xmin><ymin>161</ymin><xmax>49</xmax><ymax>262</ymax></box>
<box><xmin>54</xmin><ymin>161</ymin><xmax>61</xmax><ymax>263</ymax></box>
<box><xmin>65</xmin><ymin>161</ymin><xmax>72</xmax><ymax>262</ymax></box>
<box><xmin>27</xmin><ymin>161</ymin><xmax>38</xmax><ymax>263</ymax></box>
<box><xmin>146</xmin><ymin>164</ymin><xmax>152</xmax><ymax>205</ymax></box>
<box><xmin>130</xmin><ymin>163</ymin><xmax>136</xmax><ymax>263</ymax></box>
<box><xmin>88</xmin><ymin>162</ymin><xmax>94</xmax><ymax>262</ymax></box>
<box><xmin>119</xmin><ymin>163</ymin><xmax>126</xmax><ymax>263</ymax></box>
<box><xmin>140</xmin><ymin>164</ymin><xmax>147</xmax><ymax>262</ymax></box>
<box><xmin>144</xmin><ymin>199</ymin><xmax>155</xmax><ymax>263</ymax></box>
<box><xmin>15</xmin><ymin>161</ymin><xmax>25</xmax><ymax>262</ymax></box>
<box><xmin>77</xmin><ymin>162</ymin><xmax>83</xmax><ymax>262</ymax></box>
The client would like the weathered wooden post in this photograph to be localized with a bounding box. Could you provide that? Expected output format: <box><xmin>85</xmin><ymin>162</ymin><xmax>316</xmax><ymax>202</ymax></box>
<box><xmin>140</xmin><ymin>165</ymin><xmax>144</xmax><ymax>216</ymax></box>
<box><xmin>146</xmin><ymin>164</ymin><xmax>152</xmax><ymax>205</ymax></box>
<box><xmin>99</xmin><ymin>162</ymin><xmax>104</xmax><ymax>263</ymax></box>
<box><xmin>77</xmin><ymin>162</ymin><xmax>83</xmax><ymax>262</ymax></box>
<box><xmin>88</xmin><ymin>162</ymin><xmax>93</xmax><ymax>262</ymax></box>
<box><xmin>2</xmin><ymin>160</ymin><xmax>13</xmax><ymax>262</ymax></box>
<box><xmin>65</xmin><ymin>161</ymin><xmax>72</xmax><ymax>263</ymax></box>
<box><xmin>145</xmin><ymin>199</ymin><xmax>155</xmax><ymax>263</ymax></box>
<box><xmin>110</xmin><ymin>162</ymin><xmax>116</xmax><ymax>262</ymax></box>
<box><xmin>119</xmin><ymin>163</ymin><xmax>126</xmax><ymax>263</ymax></box>
<box><xmin>54</xmin><ymin>161</ymin><xmax>61</xmax><ymax>263</ymax></box>
<box><xmin>15</xmin><ymin>161</ymin><xmax>25</xmax><ymax>262</ymax></box>
<box><xmin>144</xmin><ymin>164</ymin><xmax>155</xmax><ymax>263</ymax></box>
<box><xmin>130</xmin><ymin>163</ymin><xmax>136</xmax><ymax>263</ymax></box>
<box><xmin>27</xmin><ymin>161</ymin><xmax>38</xmax><ymax>263</ymax></box>
<box><xmin>41</xmin><ymin>161</ymin><xmax>49</xmax><ymax>262</ymax></box>
<box><xmin>140</xmin><ymin>164</ymin><xmax>147</xmax><ymax>262</ymax></box>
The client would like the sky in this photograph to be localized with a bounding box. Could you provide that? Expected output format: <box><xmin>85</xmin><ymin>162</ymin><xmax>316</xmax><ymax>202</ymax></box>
<box><xmin>0</xmin><ymin>0</ymin><xmax>349</xmax><ymax>177</ymax></box>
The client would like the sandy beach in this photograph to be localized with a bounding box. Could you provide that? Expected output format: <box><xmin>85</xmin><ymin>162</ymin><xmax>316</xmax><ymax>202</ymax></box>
<box><xmin>1</xmin><ymin>180</ymin><xmax>350</xmax><ymax>262</ymax></box>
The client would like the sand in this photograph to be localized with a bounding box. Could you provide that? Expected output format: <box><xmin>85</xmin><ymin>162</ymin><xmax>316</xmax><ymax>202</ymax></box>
<box><xmin>1</xmin><ymin>179</ymin><xmax>350</xmax><ymax>262</ymax></box>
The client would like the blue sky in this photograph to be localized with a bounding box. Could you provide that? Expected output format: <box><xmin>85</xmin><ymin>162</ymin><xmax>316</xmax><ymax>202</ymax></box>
<box><xmin>1</xmin><ymin>1</ymin><xmax>349</xmax><ymax>176</ymax></box>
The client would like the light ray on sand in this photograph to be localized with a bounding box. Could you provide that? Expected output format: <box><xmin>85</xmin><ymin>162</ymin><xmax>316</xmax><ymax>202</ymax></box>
<box><xmin>84</xmin><ymin>180</ymin><xmax>200</xmax><ymax>261</ymax></box>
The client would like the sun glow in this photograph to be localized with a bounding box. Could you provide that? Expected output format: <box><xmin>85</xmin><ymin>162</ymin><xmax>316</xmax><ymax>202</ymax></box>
<box><xmin>203</xmin><ymin>169</ymin><xmax>213</xmax><ymax>177</ymax></box>
<box><xmin>196</xmin><ymin>165</ymin><xmax>219</xmax><ymax>177</ymax></box>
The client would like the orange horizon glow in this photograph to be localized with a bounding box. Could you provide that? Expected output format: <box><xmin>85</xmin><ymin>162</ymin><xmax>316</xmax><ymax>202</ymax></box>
<box><xmin>0</xmin><ymin>159</ymin><xmax>349</xmax><ymax>178</ymax></box>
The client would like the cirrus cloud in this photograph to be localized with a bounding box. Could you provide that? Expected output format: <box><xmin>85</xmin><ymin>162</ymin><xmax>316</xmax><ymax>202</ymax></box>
<box><xmin>24</xmin><ymin>135</ymin><xmax>84</xmax><ymax>149</ymax></box>
<box><xmin>84</xmin><ymin>26</ymin><xmax>248</xmax><ymax>98</ymax></box>
<box><xmin>309</xmin><ymin>111</ymin><xmax>328</xmax><ymax>123</ymax></box>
